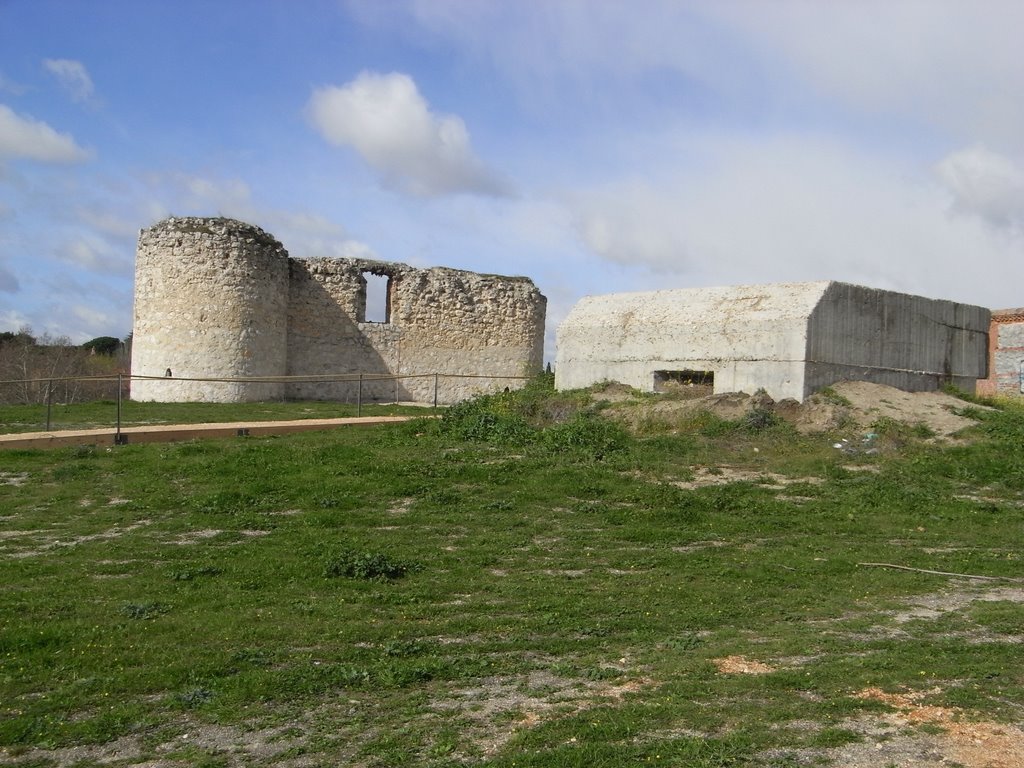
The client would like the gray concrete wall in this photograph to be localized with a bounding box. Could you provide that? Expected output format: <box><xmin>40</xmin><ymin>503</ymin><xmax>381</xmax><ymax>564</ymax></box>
<box><xmin>804</xmin><ymin>283</ymin><xmax>989</xmax><ymax>397</ymax></box>
<box><xmin>555</xmin><ymin>282</ymin><xmax>828</xmax><ymax>401</ymax></box>
<box><xmin>556</xmin><ymin>281</ymin><xmax>991</xmax><ymax>401</ymax></box>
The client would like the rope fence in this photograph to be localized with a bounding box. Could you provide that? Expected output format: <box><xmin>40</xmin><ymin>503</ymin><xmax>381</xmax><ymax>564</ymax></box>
<box><xmin>0</xmin><ymin>371</ymin><xmax>533</xmax><ymax>439</ymax></box>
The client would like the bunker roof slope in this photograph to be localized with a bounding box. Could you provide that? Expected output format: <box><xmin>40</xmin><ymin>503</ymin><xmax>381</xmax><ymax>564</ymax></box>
<box><xmin>562</xmin><ymin>281</ymin><xmax>834</xmax><ymax>331</ymax></box>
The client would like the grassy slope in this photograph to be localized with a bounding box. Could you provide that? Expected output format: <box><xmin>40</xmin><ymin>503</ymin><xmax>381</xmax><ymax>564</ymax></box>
<box><xmin>1</xmin><ymin>376</ymin><xmax>1022</xmax><ymax>767</ymax></box>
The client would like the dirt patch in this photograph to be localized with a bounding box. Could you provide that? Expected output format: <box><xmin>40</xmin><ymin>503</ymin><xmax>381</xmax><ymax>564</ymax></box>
<box><xmin>832</xmin><ymin>687</ymin><xmax>1024</xmax><ymax>768</ymax></box>
<box><xmin>432</xmin><ymin>665</ymin><xmax>654</xmax><ymax>756</ymax></box>
<box><xmin>590</xmin><ymin>381</ymin><xmax>644</xmax><ymax>403</ymax></box>
<box><xmin>810</xmin><ymin>381</ymin><xmax>989</xmax><ymax>439</ymax></box>
<box><xmin>387</xmin><ymin>497</ymin><xmax>415</xmax><ymax>515</ymax></box>
<box><xmin>890</xmin><ymin>584</ymin><xmax>1024</xmax><ymax>624</ymax></box>
<box><xmin>2</xmin><ymin>521</ymin><xmax>151</xmax><ymax>559</ymax></box>
<box><xmin>0</xmin><ymin>716</ymin><xmax>325</xmax><ymax>768</ymax></box>
<box><xmin>600</xmin><ymin>380</ymin><xmax>988</xmax><ymax>439</ymax></box>
<box><xmin>170</xmin><ymin>528</ymin><xmax>223</xmax><ymax>545</ymax></box>
<box><xmin>712</xmin><ymin>655</ymin><xmax>775</xmax><ymax>675</ymax></box>
<box><xmin>0</xmin><ymin>471</ymin><xmax>28</xmax><ymax>486</ymax></box>
<box><xmin>673</xmin><ymin>467</ymin><xmax>825</xmax><ymax>490</ymax></box>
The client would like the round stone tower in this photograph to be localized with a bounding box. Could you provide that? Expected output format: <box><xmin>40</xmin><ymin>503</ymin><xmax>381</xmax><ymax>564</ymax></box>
<box><xmin>131</xmin><ymin>217</ymin><xmax>290</xmax><ymax>402</ymax></box>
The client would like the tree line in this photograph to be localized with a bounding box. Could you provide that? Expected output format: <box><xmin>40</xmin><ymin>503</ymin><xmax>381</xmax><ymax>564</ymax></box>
<box><xmin>0</xmin><ymin>328</ymin><xmax>132</xmax><ymax>405</ymax></box>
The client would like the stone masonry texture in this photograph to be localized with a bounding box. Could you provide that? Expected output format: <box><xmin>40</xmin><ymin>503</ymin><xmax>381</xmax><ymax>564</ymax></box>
<box><xmin>132</xmin><ymin>217</ymin><xmax>546</xmax><ymax>403</ymax></box>
<box><xmin>976</xmin><ymin>309</ymin><xmax>1024</xmax><ymax>397</ymax></box>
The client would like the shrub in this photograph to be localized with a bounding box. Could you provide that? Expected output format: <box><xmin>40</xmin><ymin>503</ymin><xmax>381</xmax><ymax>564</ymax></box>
<box><xmin>323</xmin><ymin>549</ymin><xmax>420</xmax><ymax>581</ymax></box>
<box><xmin>543</xmin><ymin>413</ymin><xmax>631</xmax><ymax>458</ymax></box>
<box><xmin>440</xmin><ymin>392</ymin><xmax>537</xmax><ymax>445</ymax></box>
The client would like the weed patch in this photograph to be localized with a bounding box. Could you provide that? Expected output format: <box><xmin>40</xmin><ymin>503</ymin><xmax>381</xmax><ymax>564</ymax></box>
<box><xmin>323</xmin><ymin>548</ymin><xmax>421</xmax><ymax>580</ymax></box>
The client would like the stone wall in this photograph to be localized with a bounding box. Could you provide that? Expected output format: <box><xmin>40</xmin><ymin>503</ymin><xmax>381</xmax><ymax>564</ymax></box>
<box><xmin>976</xmin><ymin>309</ymin><xmax>1024</xmax><ymax>396</ymax></box>
<box><xmin>132</xmin><ymin>218</ymin><xmax>290</xmax><ymax>403</ymax></box>
<box><xmin>132</xmin><ymin>217</ymin><xmax>546</xmax><ymax>404</ymax></box>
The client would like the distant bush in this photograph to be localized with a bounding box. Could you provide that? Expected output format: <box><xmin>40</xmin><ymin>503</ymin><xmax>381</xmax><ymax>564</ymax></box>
<box><xmin>0</xmin><ymin>326</ymin><xmax>130</xmax><ymax>404</ymax></box>
<box><xmin>81</xmin><ymin>336</ymin><xmax>122</xmax><ymax>356</ymax></box>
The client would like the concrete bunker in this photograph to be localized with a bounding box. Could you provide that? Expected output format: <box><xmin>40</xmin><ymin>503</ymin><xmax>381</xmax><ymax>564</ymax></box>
<box><xmin>653</xmin><ymin>369</ymin><xmax>714</xmax><ymax>393</ymax></box>
<box><xmin>555</xmin><ymin>281</ymin><xmax>990</xmax><ymax>401</ymax></box>
<box><xmin>132</xmin><ymin>217</ymin><xmax>546</xmax><ymax>404</ymax></box>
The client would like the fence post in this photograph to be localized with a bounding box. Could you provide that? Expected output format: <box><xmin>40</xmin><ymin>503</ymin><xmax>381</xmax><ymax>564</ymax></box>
<box><xmin>357</xmin><ymin>374</ymin><xmax>363</xmax><ymax>417</ymax></box>
<box><xmin>46</xmin><ymin>379</ymin><xmax>53</xmax><ymax>431</ymax></box>
<box><xmin>433</xmin><ymin>373</ymin><xmax>438</xmax><ymax>410</ymax></box>
<box><xmin>114</xmin><ymin>373</ymin><xmax>126</xmax><ymax>445</ymax></box>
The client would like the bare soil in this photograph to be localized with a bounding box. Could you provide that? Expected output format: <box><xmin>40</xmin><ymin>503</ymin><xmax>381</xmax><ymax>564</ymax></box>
<box><xmin>597</xmin><ymin>380</ymin><xmax>989</xmax><ymax>439</ymax></box>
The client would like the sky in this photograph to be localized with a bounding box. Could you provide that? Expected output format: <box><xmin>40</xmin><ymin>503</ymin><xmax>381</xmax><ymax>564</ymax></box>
<box><xmin>1</xmin><ymin>0</ymin><xmax>1023</xmax><ymax>358</ymax></box>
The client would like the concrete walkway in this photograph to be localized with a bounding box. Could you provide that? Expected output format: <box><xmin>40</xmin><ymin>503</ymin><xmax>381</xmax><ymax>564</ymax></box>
<box><xmin>0</xmin><ymin>415</ymin><xmax>425</xmax><ymax>450</ymax></box>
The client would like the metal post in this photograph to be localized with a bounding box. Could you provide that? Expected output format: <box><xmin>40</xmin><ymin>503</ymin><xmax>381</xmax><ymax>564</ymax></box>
<box><xmin>46</xmin><ymin>379</ymin><xmax>53</xmax><ymax>431</ymax></box>
<box><xmin>357</xmin><ymin>374</ymin><xmax>363</xmax><ymax>417</ymax></box>
<box><xmin>114</xmin><ymin>373</ymin><xmax>125</xmax><ymax>445</ymax></box>
<box><xmin>433</xmin><ymin>373</ymin><xmax>439</xmax><ymax>410</ymax></box>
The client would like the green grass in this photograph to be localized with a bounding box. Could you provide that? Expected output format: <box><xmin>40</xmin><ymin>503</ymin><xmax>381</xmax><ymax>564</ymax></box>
<box><xmin>0</xmin><ymin>399</ymin><xmax>428</xmax><ymax>434</ymax></box>
<box><xmin>2</xmin><ymin>377</ymin><xmax>1023</xmax><ymax>766</ymax></box>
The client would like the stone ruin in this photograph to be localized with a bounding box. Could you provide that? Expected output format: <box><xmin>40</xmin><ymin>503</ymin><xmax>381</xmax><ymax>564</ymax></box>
<box><xmin>131</xmin><ymin>217</ymin><xmax>547</xmax><ymax>404</ymax></box>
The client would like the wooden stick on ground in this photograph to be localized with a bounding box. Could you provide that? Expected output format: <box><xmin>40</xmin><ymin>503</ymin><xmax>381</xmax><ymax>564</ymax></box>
<box><xmin>856</xmin><ymin>562</ymin><xmax>1023</xmax><ymax>582</ymax></box>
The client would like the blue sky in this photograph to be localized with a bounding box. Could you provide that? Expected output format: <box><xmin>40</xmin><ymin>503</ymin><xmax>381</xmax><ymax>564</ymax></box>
<box><xmin>2</xmin><ymin>0</ymin><xmax>1023</xmax><ymax>356</ymax></box>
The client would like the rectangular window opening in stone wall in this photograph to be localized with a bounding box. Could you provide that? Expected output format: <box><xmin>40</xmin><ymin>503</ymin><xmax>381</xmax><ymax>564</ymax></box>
<box><xmin>654</xmin><ymin>369</ymin><xmax>714</xmax><ymax>394</ymax></box>
<box><xmin>362</xmin><ymin>271</ymin><xmax>392</xmax><ymax>324</ymax></box>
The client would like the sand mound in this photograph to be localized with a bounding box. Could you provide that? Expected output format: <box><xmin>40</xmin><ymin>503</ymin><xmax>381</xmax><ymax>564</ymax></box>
<box><xmin>597</xmin><ymin>380</ymin><xmax>990</xmax><ymax>440</ymax></box>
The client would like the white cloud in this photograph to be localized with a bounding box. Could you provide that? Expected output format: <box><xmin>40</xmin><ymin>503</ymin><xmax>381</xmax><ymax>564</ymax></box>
<box><xmin>702</xmin><ymin>1</ymin><xmax>1024</xmax><ymax>151</ymax></box>
<box><xmin>57</xmin><ymin>235</ymin><xmax>132</xmax><ymax>274</ymax></box>
<box><xmin>174</xmin><ymin>173</ymin><xmax>254</xmax><ymax>215</ymax></box>
<box><xmin>74</xmin><ymin>207</ymin><xmax>139</xmax><ymax>240</ymax></box>
<box><xmin>43</xmin><ymin>58</ymin><xmax>96</xmax><ymax>105</ymax></box>
<box><xmin>398</xmin><ymin>0</ymin><xmax>749</xmax><ymax>97</ymax></box>
<box><xmin>0</xmin><ymin>308</ymin><xmax>31</xmax><ymax>333</ymax></box>
<box><xmin>936</xmin><ymin>146</ymin><xmax>1024</xmax><ymax>232</ymax></box>
<box><xmin>133</xmin><ymin>171</ymin><xmax>377</xmax><ymax>260</ymax></box>
<box><xmin>569</xmin><ymin>133</ymin><xmax>1024</xmax><ymax>309</ymax></box>
<box><xmin>307</xmin><ymin>71</ymin><xmax>511</xmax><ymax>198</ymax></box>
<box><xmin>69</xmin><ymin>304</ymin><xmax>121</xmax><ymax>338</ymax></box>
<box><xmin>0</xmin><ymin>103</ymin><xmax>91</xmax><ymax>162</ymax></box>
<box><xmin>267</xmin><ymin>211</ymin><xmax>377</xmax><ymax>260</ymax></box>
<box><xmin>377</xmin><ymin>1</ymin><xmax>1024</xmax><ymax>155</ymax></box>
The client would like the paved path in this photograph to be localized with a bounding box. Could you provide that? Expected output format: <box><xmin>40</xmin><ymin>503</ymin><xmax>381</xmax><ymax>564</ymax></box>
<box><xmin>0</xmin><ymin>415</ymin><xmax>425</xmax><ymax>450</ymax></box>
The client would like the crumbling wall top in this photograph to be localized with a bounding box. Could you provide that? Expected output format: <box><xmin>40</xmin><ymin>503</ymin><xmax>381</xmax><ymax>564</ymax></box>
<box><xmin>141</xmin><ymin>216</ymin><xmax>287</xmax><ymax>253</ymax></box>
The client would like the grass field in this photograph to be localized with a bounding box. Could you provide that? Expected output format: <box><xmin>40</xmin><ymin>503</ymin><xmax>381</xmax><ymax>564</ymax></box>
<box><xmin>2</xmin><ymin>376</ymin><xmax>1023</xmax><ymax>767</ymax></box>
<box><xmin>0</xmin><ymin>400</ymin><xmax>429</xmax><ymax>435</ymax></box>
